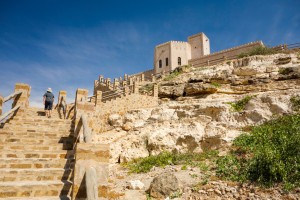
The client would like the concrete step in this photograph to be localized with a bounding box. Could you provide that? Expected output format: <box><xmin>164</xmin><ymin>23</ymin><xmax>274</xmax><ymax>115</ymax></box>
<box><xmin>0</xmin><ymin>168</ymin><xmax>73</xmax><ymax>182</ymax></box>
<box><xmin>0</xmin><ymin>143</ymin><xmax>73</xmax><ymax>151</ymax></box>
<box><xmin>0</xmin><ymin>133</ymin><xmax>74</xmax><ymax>141</ymax></box>
<box><xmin>0</xmin><ymin>158</ymin><xmax>74</xmax><ymax>169</ymax></box>
<box><xmin>0</xmin><ymin>150</ymin><xmax>75</xmax><ymax>159</ymax></box>
<box><xmin>0</xmin><ymin>180</ymin><xmax>72</xmax><ymax>198</ymax></box>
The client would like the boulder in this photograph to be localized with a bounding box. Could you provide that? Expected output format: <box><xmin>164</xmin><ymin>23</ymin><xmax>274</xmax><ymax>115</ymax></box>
<box><xmin>126</xmin><ymin>180</ymin><xmax>145</xmax><ymax>190</ymax></box>
<box><xmin>108</xmin><ymin>113</ymin><xmax>123</xmax><ymax>127</ymax></box>
<box><xmin>148</xmin><ymin>172</ymin><xmax>180</xmax><ymax>198</ymax></box>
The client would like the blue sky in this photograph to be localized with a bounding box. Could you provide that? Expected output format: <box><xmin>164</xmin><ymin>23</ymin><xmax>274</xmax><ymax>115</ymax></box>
<box><xmin>0</xmin><ymin>0</ymin><xmax>299</xmax><ymax>110</ymax></box>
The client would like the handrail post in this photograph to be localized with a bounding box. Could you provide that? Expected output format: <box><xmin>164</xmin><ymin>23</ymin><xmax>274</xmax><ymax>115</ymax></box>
<box><xmin>152</xmin><ymin>84</ymin><xmax>158</xmax><ymax>97</ymax></box>
<box><xmin>86</xmin><ymin>167</ymin><xmax>98</xmax><ymax>200</ymax></box>
<box><xmin>95</xmin><ymin>91</ymin><xmax>102</xmax><ymax>106</ymax></box>
<box><xmin>58</xmin><ymin>90</ymin><xmax>67</xmax><ymax>105</ymax></box>
<box><xmin>12</xmin><ymin>83</ymin><xmax>31</xmax><ymax>109</ymax></box>
<box><xmin>0</xmin><ymin>95</ymin><xmax>3</xmax><ymax>115</ymax></box>
<box><xmin>133</xmin><ymin>82</ymin><xmax>139</xmax><ymax>94</ymax></box>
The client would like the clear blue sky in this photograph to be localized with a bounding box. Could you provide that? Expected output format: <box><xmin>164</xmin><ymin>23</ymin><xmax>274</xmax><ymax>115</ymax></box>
<box><xmin>0</xmin><ymin>0</ymin><xmax>299</xmax><ymax>109</ymax></box>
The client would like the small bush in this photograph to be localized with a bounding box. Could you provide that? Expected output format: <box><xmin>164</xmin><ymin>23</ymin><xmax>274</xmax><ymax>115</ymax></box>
<box><xmin>279</xmin><ymin>67</ymin><xmax>293</xmax><ymax>75</ymax></box>
<box><xmin>163</xmin><ymin>70</ymin><xmax>182</xmax><ymax>81</ymax></box>
<box><xmin>216</xmin><ymin>114</ymin><xmax>300</xmax><ymax>190</ymax></box>
<box><xmin>238</xmin><ymin>46</ymin><xmax>277</xmax><ymax>58</ymax></box>
<box><xmin>228</xmin><ymin>95</ymin><xmax>253</xmax><ymax>112</ymax></box>
<box><xmin>139</xmin><ymin>83</ymin><xmax>154</xmax><ymax>93</ymax></box>
<box><xmin>290</xmin><ymin>95</ymin><xmax>300</xmax><ymax>111</ymax></box>
<box><xmin>210</xmin><ymin>82</ymin><xmax>221</xmax><ymax>88</ymax></box>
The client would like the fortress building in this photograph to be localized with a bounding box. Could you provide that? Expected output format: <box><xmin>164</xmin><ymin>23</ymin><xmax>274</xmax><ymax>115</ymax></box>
<box><xmin>153</xmin><ymin>32</ymin><xmax>264</xmax><ymax>74</ymax></box>
<box><xmin>153</xmin><ymin>32</ymin><xmax>210</xmax><ymax>74</ymax></box>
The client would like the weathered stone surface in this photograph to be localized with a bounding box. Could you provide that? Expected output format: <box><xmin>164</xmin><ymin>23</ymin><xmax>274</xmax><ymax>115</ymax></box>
<box><xmin>184</xmin><ymin>83</ymin><xmax>218</xmax><ymax>95</ymax></box>
<box><xmin>148</xmin><ymin>172</ymin><xmax>180</xmax><ymax>198</ymax></box>
<box><xmin>158</xmin><ymin>84</ymin><xmax>185</xmax><ymax>98</ymax></box>
<box><xmin>126</xmin><ymin>180</ymin><xmax>145</xmax><ymax>190</ymax></box>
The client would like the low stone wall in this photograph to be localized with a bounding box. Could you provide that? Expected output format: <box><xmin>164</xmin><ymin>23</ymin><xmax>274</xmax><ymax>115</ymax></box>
<box><xmin>91</xmin><ymin>92</ymin><xmax>158</xmax><ymax>133</ymax></box>
<box><xmin>189</xmin><ymin>41</ymin><xmax>264</xmax><ymax>67</ymax></box>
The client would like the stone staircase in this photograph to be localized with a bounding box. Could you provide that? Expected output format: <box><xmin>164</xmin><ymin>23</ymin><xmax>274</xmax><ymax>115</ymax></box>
<box><xmin>0</xmin><ymin>107</ymin><xmax>75</xmax><ymax>199</ymax></box>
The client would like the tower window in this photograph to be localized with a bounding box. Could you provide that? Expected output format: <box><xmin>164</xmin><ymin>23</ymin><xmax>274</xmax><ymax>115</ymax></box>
<box><xmin>159</xmin><ymin>60</ymin><xmax>162</xmax><ymax>68</ymax></box>
<box><xmin>178</xmin><ymin>57</ymin><xmax>181</xmax><ymax>66</ymax></box>
<box><xmin>166</xmin><ymin>58</ymin><xmax>169</xmax><ymax>66</ymax></box>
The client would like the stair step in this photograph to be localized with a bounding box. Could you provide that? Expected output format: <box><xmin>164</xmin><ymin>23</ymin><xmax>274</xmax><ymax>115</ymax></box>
<box><xmin>0</xmin><ymin>168</ymin><xmax>73</xmax><ymax>182</ymax></box>
<box><xmin>0</xmin><ymin>196</ymin><xmax>70</xmax><ymax>200</ymax></box>
<box><xmin>2</xmin><ymin>126</ymin><xmax>74</xmax><ymax>132</ymax></box>
<box><xmin>0</xmin><ymin>137</ymin><xmax>74</xmax><ymax>145</ymax></box>
<box><xmin>0</xmin><ymin>150</ymin><xmax>74</xmax><ymax>159</ymax></box>
<box><xmin>8</xmin><ymin>117</ymin><xmax>72</xmax><ymax>123</ymax></box>
<box><xmin>0</xmin><ymin>130</ymin><xmax>73</xmax><ymax>137</ymax></box>
<box><xmin>0</xmin><ymin>158</ymin><xmax>74</xmax><ymax>169</ymax></box>
<box><xmin>0</xmin><ymin>143</ymin><xmax>72</xmax><ymax>151</ymax></box>
<box><xmin>0</xmin><ymin>134</ymin><xmax>73</xmax><ymax>141</ymax></box>
<box><xmin>0</xmin><ymin>180</ymin><xmax>72</xmax><ymax>198</ymax></box>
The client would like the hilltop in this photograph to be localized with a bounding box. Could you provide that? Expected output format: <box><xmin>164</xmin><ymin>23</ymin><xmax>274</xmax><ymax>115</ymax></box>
<box><xmin>100</xmin><ymin>51</ymin><xmax>300</xmax><ymax>199</ymax></box>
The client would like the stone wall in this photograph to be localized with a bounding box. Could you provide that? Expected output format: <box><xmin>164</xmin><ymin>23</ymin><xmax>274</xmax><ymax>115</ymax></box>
<box><xmin>189</xmin><ymin>41</ymin><xmax>264</xmax><ymax>67</ymax></box>
<box><xmin>91</xmin><ymin>91</ymin><xmax>158</xmax><ymax>133</ymax></box>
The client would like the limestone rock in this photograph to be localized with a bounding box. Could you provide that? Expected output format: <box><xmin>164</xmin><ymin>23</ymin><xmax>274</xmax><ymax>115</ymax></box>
<box><xmin>126</xmin><ymin>180</ymin><xmax>145</xmax><ymax>190</ymax></box>
<box><xmin>158</xmin><ymin>84</ymin><xmax>185</xmax><ymax>98</ymax></box>
<box><xmin>184</xmin><ymin>83</ymin><xmax>218</xmax><ymax>96</ymax></box>
<box><xmin>108</xmin><ymin>113</ymin><xmax>123</xmax><ymax>127</ymax></box>
<box><xmin>148</xmin><ymin>172</ymin><xmax>180</xmax><ymax>198</ymax></box>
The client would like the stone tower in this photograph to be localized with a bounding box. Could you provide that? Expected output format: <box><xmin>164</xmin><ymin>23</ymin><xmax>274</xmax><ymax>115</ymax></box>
<box><xmin>153</xmin><ymin>32</ymin><xmax>211</xmax><ymax>74</ymax></box>
<box><xmin>188</xmin><ymin>32</ymin><xmax>210</xmax><ymax>59</ymax></box>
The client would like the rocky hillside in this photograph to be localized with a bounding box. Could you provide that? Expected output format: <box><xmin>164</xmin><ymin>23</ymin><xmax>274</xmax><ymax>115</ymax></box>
<box><xmin>96</xmin><ymin>52</ymin><xmax>300</xmax><ymax>199</ymax></box>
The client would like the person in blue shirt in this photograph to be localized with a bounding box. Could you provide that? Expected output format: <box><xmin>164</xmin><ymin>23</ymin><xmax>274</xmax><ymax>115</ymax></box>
<box><xmin>43</xmin><ymin>88</ymin><xmax>55</xmax><ymax>118</ymax></box>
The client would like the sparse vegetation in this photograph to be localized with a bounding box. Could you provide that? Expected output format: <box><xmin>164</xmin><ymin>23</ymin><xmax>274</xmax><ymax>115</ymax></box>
<box><xmin>139</xmin><ymin>83</ymin><xmax>154</xmax><ymax>93</ymax></box>
<box><xmin>163</xmin><ymin>70</ymin><xmax>182</xmax><ymax>81</ymax></box>
<box><xmin>210</xmin><ymin>82</ymin><xmax>221</xmax><ymax>88</ymax></box>
<box><xmin>279</xmin><ymin>67</ymin><xmax>293</xmax><ymax>75</ymax></box>
<box><xmin>290</xmin><ymin>95</ymin><xmax>300</xmax><ymax>111</ymax></box>
<box><xmin>238</xmin><ymin>46</ymin><xmax>277</xmax><ymax>58</ymax></box>
<box><xmin>123</xmin><ymin>150</ymin><xmax>219</xmax><ymax>173</ymax></box>
<box><xmin>216</xmin><ymin>113</ymin><xmax>300</xmax><ymax>190</ymax></box>
<box><xmin>228</xmin><ymin>95</ymin><xmax>254</xmax><ymax>112</ymax></box>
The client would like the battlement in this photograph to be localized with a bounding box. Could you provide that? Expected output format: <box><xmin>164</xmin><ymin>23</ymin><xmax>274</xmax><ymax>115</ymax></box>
<box><xmin>190</xmin><ymin>40</ymin><xmax>263</xmax><ymax>61</ymax></box>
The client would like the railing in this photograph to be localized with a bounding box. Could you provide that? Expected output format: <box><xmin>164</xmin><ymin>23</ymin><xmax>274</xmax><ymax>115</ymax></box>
<box><xmin>0</xmin><ymin>91</ymin><xmax>22</xmax><ymax>123</ymax></box>
<box><xmin>85</xmin><ymin>166</ymin><xmax>98</xmax><ymax>200</ymax></box>
<box><xmin>101</xmin><ymin>88</ymin><xmax>126</xmax><ymax>101</ymax></box>
<box><xmin>75</xmin><ymin>114</ymin><xmax>98</xmax><ymax>199</ymax></box>
<box><xmin>80</xmin><ymin>114</ymin><xmax>92</xmax><ymax>143</ymax></box>
<box><xmin>287</xmin><ymin>43</ymin><xmax>300</xmax><ymax>50</ymax></box>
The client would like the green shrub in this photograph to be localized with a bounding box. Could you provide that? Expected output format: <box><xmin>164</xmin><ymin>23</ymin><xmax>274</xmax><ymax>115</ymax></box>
<box><xmin>216</xmin><ymin>114</ymin><xmax>300</xmax><ymax>190</ymax></box>
<box><xmin>163</xmin><ymin>70</ymin><xmax>182</xmax><ymax>81</ymax></box>
<box><xmin>210</xmin><ymin>82</ymin><xmax>221</xmax><ymax>88</ymax></box>
<box><xmin>123</xmin><ymin>150</ymin><xmax>218</xmax><ymax>173</ymax></box>
<box><xmin>228</xmin><ymin>95</ymin><xmax>253</xmax><ymax>112</ymax></box>
<box><xmin>139</xmin><ymin>83</ymin><xmax>154</xmax><ymax>93</ymax></box>
<box><xmin>290</xmin><ymin>95</ymin><xmax>300</xmax><ymax>111</ymax></box>
<box><xmin>278</xmin><ymin>67</ymin><xmax>293</xmax><ymax>75</ymax></box>
<box><xmin>238</xmin><ymin>46</ymin><xmax>277</xmax><ymax>58</ymax></box>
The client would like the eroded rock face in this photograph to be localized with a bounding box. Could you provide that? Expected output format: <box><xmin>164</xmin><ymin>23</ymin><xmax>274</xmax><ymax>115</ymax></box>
<box><xmin>94</xmin><ymin>53</ymin><xmax>300</xmax><ymax>163</ymax></box>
